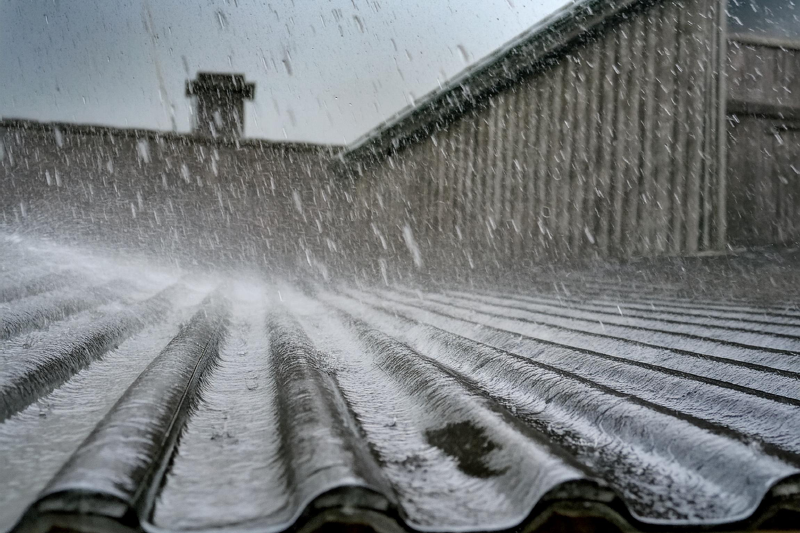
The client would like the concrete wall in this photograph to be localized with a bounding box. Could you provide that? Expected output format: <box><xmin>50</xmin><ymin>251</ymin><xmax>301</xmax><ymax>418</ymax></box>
<box><xmin>347</xmin><ymin>0</ymin><xmax>728</xmax><ymax>275</ymax></box>
<box><xmin>0</xmin><ymin>121</ymin><xmax>350</xmax><ymax>276</ymax></box>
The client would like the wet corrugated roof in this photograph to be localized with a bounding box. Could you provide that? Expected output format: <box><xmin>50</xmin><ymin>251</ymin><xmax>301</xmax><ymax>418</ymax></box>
<box><xmin>1</xmin><ymin>235</ymin><xmax>800</xmax><ymax>533</ymax></box>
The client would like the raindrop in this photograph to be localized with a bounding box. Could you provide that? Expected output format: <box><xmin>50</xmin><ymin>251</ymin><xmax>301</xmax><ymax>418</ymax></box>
<box><xmin>282</xmin><ymin>55</ymin><xmax>293</xmax><ymax>76</ymax></box>
<box><xmin>457</xmin><ymin>44</ymin><xmax>470</xmax><ymax>64</ymax></box>
<box><xmin>215</xmin><ymin>10</ymin><xmax>228</xmax><ymax>30</ymax></box>
<box><xmin>402</xmin><ymin>224</ymin><xmax>423</xmax><ymax>268</ymax></box>
<box><xmin>137</xmin><ymin>139</ymin><xmax>151</xmax><ymax>163</ymax></box>
<box><xmin>292</xmin><ymin>190</ymin><xmax>303</xmax><ymax>215</ymax></box>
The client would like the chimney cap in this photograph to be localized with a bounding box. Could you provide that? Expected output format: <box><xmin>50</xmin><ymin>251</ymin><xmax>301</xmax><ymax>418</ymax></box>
<box><xmin>186</xmin><ymin>73</ymin><xmax>255</xmax><ymax>99</ymax></box>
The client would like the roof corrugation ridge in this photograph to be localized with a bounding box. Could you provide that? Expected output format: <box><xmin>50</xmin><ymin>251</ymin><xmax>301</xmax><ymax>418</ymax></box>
<box><xmin>0</xmin><ymin>280</ymin><xmax>132</xmax><ymax>341</ymax></box>
<box><xmin>21</xmin><ymin>292</ymin><xmax>229</xmax><ymax>530</ymax></box>
<box><xmin>292</xmin><ymin>290</ymin><xmax>590</xmax><ymax>531</ymax></box>
<box><xmin>372</xmin><ymin>290</ymin><xmax>800</xmax><ymax>385</ymax></box>
<box><xmin>407</xmin><ymin>290</ymin><xmax>800</xmax><ymax>379</ymax></box>
<box><xmin>447</xmin><ymin>290</ymin><xmax>800</xmax><ymax>347</ymax></box>
<box><xmin>345</xmin><ymin>289</ymin><xmax>800</xmax><ymax>462</ymax></box>
<box><xmin>325</xmin><ymin>289</ymin><xmax>797</xmax><ymax>524</ymax></box>
<box><xmin>0</xmin><ymin>284</ymin><xmax>185</xmax><ymax>423</ymax></box>
<box><xmin>496</xmin><ymin>289</ymin><xmax>800</xmax><ymax>324</ymax></box>
<box><xmin>0</xmin><ymin>273</ymin><xmax>81</xmax><ymax>304</ymax></box>
<box><xmin>459</xmin><ymin>289</ymin><xmax>800</xmax><ymax>335</ymax></box>
<box><xmin>2</xmin><ymin>238</ymin><xmax>800</xmax><ymax>533</ymax></box>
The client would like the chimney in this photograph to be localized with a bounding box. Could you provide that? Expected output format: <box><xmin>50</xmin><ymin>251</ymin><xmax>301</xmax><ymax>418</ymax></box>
<box><xmin>186</xmin><ymin>73</ymin><xmax>255</xmax><ymax>139</ymax></box>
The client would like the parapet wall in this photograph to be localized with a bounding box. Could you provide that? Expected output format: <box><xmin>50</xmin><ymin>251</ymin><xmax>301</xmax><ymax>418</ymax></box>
<box><xmin>0</xmin><ymin>120</ymin><xmax>353</xmax><ymax>277</ymax></box>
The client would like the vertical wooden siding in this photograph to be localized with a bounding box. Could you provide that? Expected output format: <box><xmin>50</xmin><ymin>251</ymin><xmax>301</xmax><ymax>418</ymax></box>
<box><xmin>726</xmin><ymin>39</ymin><xmax>800</xmax><ymax>247</ymax></box>
<box><xmin>727</xmin><ymin>116</ymin><xmax>800</xmax><ymax>247</ymax></box>
<box><xmin>357</xmin><ymin>0</ymin><xmax>727</xmax><ymax>270</ymax></box>
<box><xmin>727</xmin><ymin>38</ymin><xmax>800</xmax><ymax>110</ymax></box>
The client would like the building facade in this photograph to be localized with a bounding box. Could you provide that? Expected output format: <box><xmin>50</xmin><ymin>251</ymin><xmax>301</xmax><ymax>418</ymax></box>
<box><xmin>2</xmin><ymin>0</ymin><xmax>799</xmax><ymax>280</ymax></box>
<box><xmin>341</xmin><ymin>0</ymin><xmax>730</xmax><ymax>273</ymax></box>
<box><xmin>339</xmin><ymin>0</ymin><xmax>799</xmax><ymax>275</ymax></box>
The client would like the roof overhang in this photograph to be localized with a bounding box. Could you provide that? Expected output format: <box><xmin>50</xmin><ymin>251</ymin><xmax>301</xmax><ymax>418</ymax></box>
<box><xmin>336</xmin><ymin>0</ymin><xmax>648</xmax><ymax>170</ymax></box>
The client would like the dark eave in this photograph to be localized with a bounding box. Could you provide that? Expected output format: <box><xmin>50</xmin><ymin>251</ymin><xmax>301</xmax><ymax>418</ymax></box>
<box><xmin>727</xmin><ymin>100</ymin><xmax>800</xmax><ymax>122</ymax></box>
<box><xmin>728</xmin><ymin>32</ymin><xmax>800</xmax><ymax>51</ymax></box>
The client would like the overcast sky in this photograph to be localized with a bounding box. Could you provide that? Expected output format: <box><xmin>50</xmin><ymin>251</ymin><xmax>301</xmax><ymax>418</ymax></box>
<box><xmin>728</xmin><ymin>0</ymin><xmax>800</xmax><ymax>38</ymax></box>
<box><xmin>0</xmin><ymin>0</ymin><xmax>571</xmax><ymax>144</ymax></box>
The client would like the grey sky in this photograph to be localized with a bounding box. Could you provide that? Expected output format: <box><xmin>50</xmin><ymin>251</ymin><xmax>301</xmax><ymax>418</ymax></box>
<box><xmin>0</xmin><ymin>0</ymin><xmax>568</xmax><ymax>144</ymax></box>
<box><xmin>728</xmin><ymin>0</ymin><xmax>800</xmax><ymax>38</ymax></box>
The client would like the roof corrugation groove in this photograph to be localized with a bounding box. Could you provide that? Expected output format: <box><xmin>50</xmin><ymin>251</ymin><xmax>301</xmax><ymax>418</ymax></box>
<box><xmin>1</xmin><ymin>236</ymin><xmax>799</xmax><ymax>533</ymax></box>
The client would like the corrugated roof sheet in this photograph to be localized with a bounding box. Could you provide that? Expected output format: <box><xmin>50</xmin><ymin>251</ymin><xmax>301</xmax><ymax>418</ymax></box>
<box><xmin>1</xmin><ymin>235</ymin><xmax>799</xmax><ymax>533</ymax></box>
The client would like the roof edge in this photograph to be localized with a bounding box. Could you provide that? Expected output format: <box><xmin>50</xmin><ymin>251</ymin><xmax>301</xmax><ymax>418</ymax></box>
<box><xmin>0</xmin><ymin>118</ymin><xmax>342</xmax><ymax>153</ymax></box>
<box><xmin>336</xmin><ymin>0</ymin><xmax>645</xmax><ymax>168</ymax></box>
<box><xmin>728</xmin><ymin>31</ymin><xmax>800</xmax><ymax>51</ymax></box>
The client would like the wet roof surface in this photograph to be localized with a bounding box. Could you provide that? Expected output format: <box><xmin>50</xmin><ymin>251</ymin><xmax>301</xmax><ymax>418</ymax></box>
<box><xmin>1</xmin><ymin>235</ymin><xmax>800</xmax><ymax>533</ymax></box>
